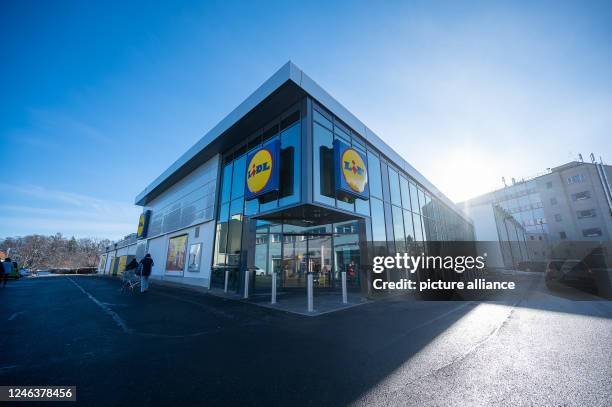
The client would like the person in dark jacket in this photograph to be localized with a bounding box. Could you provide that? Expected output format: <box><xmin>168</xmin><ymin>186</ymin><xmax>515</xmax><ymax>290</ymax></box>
<box><xmin>139</xmin><ymin>254</ymin><xmax>154</xmax><ymax>293</ymax></box>
<box><xmin>1</xmin><ymin>257</ymin><xmax>10</xmax><ymax>287</ymax></box>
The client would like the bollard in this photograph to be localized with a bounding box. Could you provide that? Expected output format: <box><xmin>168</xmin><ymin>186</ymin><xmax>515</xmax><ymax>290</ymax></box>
<box><xmin>271</xmin><ymin>272</ymin><xmax>277</xmax><ymax>304</ymax></box>
<box><xmin>243</xmin><ymin>269</ymin><xmax>250</xmax><ymax>299</ymax></box>
<box><xmin>341</xmin><ymin>271</ymin><xmax>347</xmax><ymax>304</ymax></box>
<box><xmin>224</xmin><ymin>269</ymin><xmax>229</xmax><ymax>293</ymax></box>
<box><xmin>307</xmin><ymin>273</ymin><xmax>314</xmax><ymax>312</ymax></box>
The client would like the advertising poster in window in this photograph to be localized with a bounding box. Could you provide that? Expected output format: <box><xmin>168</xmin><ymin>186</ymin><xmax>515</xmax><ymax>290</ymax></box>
<box><xmin>166</xmin><ymin>235</ymin><xmax>188</xmax><ymax>273</ymax></box>
<box><xmin>188</xmin><ymin>243</ymin><xmax>202</xmax><ymax>272</ymax></box>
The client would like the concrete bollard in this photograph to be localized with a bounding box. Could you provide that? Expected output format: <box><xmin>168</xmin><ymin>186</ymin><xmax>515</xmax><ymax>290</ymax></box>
<box><xmin>243</xmin><ymin>269</ymin><xmax>250</xmax><ymax>299</ymax></box>
<box><xmin>341</xmin><ymin>271</ymin><xmax>347</xmax><ymax>304</ymax></box>
<box><xmin>224</xmin><ymin>269</ymin><xmax>229</xmax><ymax>293</ymax></box>
<box><xmin>271</xmin><ymin>272</ymin><xmax>277</xmax><ymax>304</ymax></box>
<box><xmin>307</xmin><ymin>273</ymin><xmax>314</xmax><ymax>312</ymax></box>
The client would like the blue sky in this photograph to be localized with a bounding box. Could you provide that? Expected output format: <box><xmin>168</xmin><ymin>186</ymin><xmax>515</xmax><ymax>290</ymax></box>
<box><xmin>1</xmin><ymin>0</ymin><xmax>611</xmax><ymax>240</ymax></box>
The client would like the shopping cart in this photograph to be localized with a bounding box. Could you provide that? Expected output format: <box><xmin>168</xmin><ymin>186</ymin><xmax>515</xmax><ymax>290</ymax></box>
<box><xmin>120</xmin><ymin>269</ymin><xmax>140</xmax><ymax>292</ymax></box>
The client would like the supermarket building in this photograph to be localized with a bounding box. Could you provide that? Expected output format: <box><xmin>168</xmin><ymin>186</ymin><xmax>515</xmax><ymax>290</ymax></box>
<box><xmin>99</xmin><ymin>62</ymin><xmax>474</xmax><ymax>297</ymax></box>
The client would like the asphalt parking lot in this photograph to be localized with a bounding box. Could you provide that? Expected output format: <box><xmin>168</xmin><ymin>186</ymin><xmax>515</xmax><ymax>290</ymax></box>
<box><xmin>1</xmin><ymin>274</ymin><xmax>611</xmax><ymax>406</ymax></box>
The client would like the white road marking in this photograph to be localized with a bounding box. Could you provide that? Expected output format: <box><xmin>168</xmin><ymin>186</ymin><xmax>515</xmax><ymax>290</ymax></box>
<box><xmin>66</xmin><ymin>276</ymin><xmax>132</xmax><ymax>334</ymax></box>
<box><xmin>66</xmin><ymin>276</ymin><xmax>224</xmax><ymax>338</ymax></box>
<box><xmin>8</xmin><ymin>311</ymin><xmax>24</xmax><ymax>321</ymax></box>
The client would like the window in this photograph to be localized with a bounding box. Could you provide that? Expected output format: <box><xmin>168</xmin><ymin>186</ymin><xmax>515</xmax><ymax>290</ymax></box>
<box><xmin>409</xmin><ymin>182</ymin><xmax>420</xmax><ymax>215</ymax></box>
<box><xmin>313</xmin><ymin>122</ymin><xmax>335</xmax><ymax>205</ymax></box>
<box><xmin>392</xmin><ymin>205</ymin><xmax>405</xmax><ymax>251</ymax></box>
<box><xmin>550</xmin><ymin>197</ymin><xmax>557</xmax><ymax>205</ymax></box>
<box><xmin>220</xmin><ymin>163</ymin><xmax>233</xmax><ymax>204</ymax></box>
<box><xmin>582</xmin><ymin>228</ymin><xmax>602</xmax><ymax>237</ymax></box>
<box><xmin>412</xmin><ymin>214</ymin><xmax>424</xmax><ymax>241</ymax></box>
<box><xmin>559</xmin><ymin>232</ymin><xmax>567</xmax><ymax>240</ymax></box>
<box><xmin>400</xmin><ymin>177</ymin><xmax>410</xmax><ymax>210</ymax></box>
<box><xmin>554</xmin><ymin>214</ymin><xmax>562</xmax><ymax>222</ymax></box>
<box><xmin>230</xmin><ymin>155</ymin><xmax>246</xmax><ymax>200</ymax></box>
<box><xmin>417</xmin><ymin>189</ymin><xmax>426</xmax><ymax>214</ymax></box>
<box><xmin>313</xmin><ymin>109</ymin><xmax>332</xmax><ymax>130</ymax></box>
<box><xmin>577</xmin><ymin>209</ymin><xmax>596</xmax><ymax>219</ymax></box>
<box><xmin>188</xmin><ymin>243</ymin><xmax>202</xmax><ymax>272</ymax></box>
<box><xmin>571</xmin><ymin>191</ymin><xmax>591</xmax><ymax>201</ymax></box>
<box><xmin>546</xmin><ymin>181</ymin><xmax>553</xmax><ymax>189</ymax></box>
<box><xmin>566</xmin><ymin>174</ymin><xmax>585</xmax><ymax>184</ymax></box>
<box><xmin>370</xmin><ymin>198</ymin><xmax>386</xmax><ymax>241</ymax></box>
<box><xmin>388</xmin><ymin>168</ymin><xmax>401</xmax><ymax>206</ymax></box>
<box><xmin>279</xmin><ymin>121</ymin><xmax>300</xmax><ymax>206</ymax></box>
<box><xmin>403</xmin><ymin>209</ymin><xmax>414</xmax><ymax>242</ymax></box>
<box><xmin>367</xmin><ymin>153</ymin><xmax>383</xmax><ymax>199</ymax></box>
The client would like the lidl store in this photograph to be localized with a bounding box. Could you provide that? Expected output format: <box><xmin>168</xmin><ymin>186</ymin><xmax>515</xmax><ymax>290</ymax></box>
<box><xmin>99</xmin><ymin>62</ymin><xmax>474</xmax><ymax>298</ymax></box>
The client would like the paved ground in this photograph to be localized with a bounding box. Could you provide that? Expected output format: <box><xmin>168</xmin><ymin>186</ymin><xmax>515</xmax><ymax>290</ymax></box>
<box><xmin>1</xmin><ymin>273</ymin><xmax>610</xmax><ymax>406</ymax></box>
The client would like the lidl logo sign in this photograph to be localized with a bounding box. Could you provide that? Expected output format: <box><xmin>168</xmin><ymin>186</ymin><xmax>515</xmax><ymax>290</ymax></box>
<box><xmin>341</xmin><ymin>149</ymin><xmax>367</xmax><ymax>193</ymax></box>
<box><xmin>136</xmin><ymin>210</ymin><xmax>151</xmax><ymax>239</ymax></box>
<box><xmin>245</xmin><ymin>141</ymin><xmax>280</xmax><ymax>200</ymax></box>
<box><xmin>334</xmin><ymin>139</ymin><xmax>369</xmax><ymax>199</ymax></box>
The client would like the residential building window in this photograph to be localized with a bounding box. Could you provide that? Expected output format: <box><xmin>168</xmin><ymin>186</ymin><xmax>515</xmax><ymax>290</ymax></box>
<box><xmin>550</xmin><ymin>197</ymin><xmax>557</xmax><ymax>205</ymax></box>
<box><xmin>571</xmin><ymin>191</ymin><xmax>591</xmax><ymax>201</ymax></box>
<box><xmin>554</xmin><ymin>214</ymin><xmax>562</xmax><ymax>222</ymax></box>
<box><xmin>546</xmin><ymin>181</ymin><xmax>553</xmax><ymax>189</ymax></box>
<box><xmin>582</xmin><ymin>228</ymin><xmax>602</xmax><ymax>237</ymax></box>
<box><xmin>577</xmin><ymin>209</ymin><xmax>596</xmax><ymax>219</ymax></box>
<box><xmin>566</xmin><ymin>174</ymin><xmax>585</xmax><ymax>184</ymax></box>
<box><xmin>559</xmin><ymin>231</ymin><xmax>567</xmax><ymax>240</ymax></box>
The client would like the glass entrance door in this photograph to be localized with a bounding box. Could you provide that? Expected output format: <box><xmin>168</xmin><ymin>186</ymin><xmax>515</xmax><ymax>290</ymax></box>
<box><xmin>308</xmin><ymin>234</ymin><xmax>332</xmax><ymax>288</ymax></box>
<box><xmin>282</xmin><ymin>234</ymin><xmax>307</xmax><ymax>288</ymax></box>
<box><xmin>281</xmin><ymin>234</ymin><xmax>332</xmax><ymax>288</ymax></box>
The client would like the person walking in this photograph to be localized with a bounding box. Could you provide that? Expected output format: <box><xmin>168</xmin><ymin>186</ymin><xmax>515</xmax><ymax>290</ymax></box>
<box><xmin>139</xmin><ymin>254</ymin><xmax>154</xmax><ymax>293</ymax></box>
<box><xmin>1</xmin><ymin>257</ymin><xmax>12</xmax><ymax>287</ymax></box>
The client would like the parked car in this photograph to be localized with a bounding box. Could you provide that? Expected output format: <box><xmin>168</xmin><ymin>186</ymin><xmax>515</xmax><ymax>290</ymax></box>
<box><xmin>546</xmin><ymin>260</ymin><xmax>595</xmax><ymax>290</ymax></box>
<box><xmin>545</xmin><ymin>250</ymin><xmax>611</xmax><ymax>298</ymax></box>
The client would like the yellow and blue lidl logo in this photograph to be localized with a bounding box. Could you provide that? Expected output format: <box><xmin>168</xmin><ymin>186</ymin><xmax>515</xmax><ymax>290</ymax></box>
<box><xmin>136</xmin><ymin>210</ymin><xmax>151</xmax><ymax>239</ymax></box>
<box><xmin>137</xmin><ymin>214</ymin><xmax>145</xmax><ymax>236</ymax></box>
<box><xmin>341</xmin><ymin>148</ymin><xmax>368</xmax><ymax>193</ymax></box>
<box><xmin>246</xmin><ymin>149</ymin><xmax>274</xmax><ymax>194</ymax></box>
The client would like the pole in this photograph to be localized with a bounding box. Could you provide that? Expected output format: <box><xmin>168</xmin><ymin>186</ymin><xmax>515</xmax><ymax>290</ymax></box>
<box><xmin>224</xmin><ymin>269</ymin><xmax>229</xmax><ymax>293</ymax></box>
<box><xmin>243</xmin><ymin>269</ymin><xmax>249</xmax><ymax>299</ymax></box>
<box><xmin>271</xmin><ymin>272</ymin><xmax>277</xmax><ymax>304</ymax></box>
<box><xmin>307</xmin><ymin>273</ymin><xmax>314</xmax><ymax>312</ymax></box>
<box><xmin>341</xmin><ymin>271</ymin><xmax>347</xmax><ymax>304</ymax></box>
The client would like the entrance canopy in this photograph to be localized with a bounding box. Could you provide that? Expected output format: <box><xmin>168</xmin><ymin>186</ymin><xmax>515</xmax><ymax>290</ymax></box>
<box><xmin>254</xmin><ymin>204</ymin><xmax>363</xmax><ymax>227</ymax></box>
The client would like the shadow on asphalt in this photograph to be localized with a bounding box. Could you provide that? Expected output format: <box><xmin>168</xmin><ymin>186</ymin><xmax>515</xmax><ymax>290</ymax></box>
<box><xmin>0</xmin><ymin>273</ymin><xmax>609</xmax><ymax>406</ymax></box>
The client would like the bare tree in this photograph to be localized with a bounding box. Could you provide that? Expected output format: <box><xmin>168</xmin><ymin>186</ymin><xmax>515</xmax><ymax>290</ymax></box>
<box><xmin>0</xmin><ymin>234</ymin><xmax>111</xmax><ymax>270</ymax></box>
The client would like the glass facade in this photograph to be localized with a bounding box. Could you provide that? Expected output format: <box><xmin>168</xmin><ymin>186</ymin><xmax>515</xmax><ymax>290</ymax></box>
<box><xmin>211</xmin><ymin>98</ymin><xmax>475</xmax><ymax>294</ymax></box>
